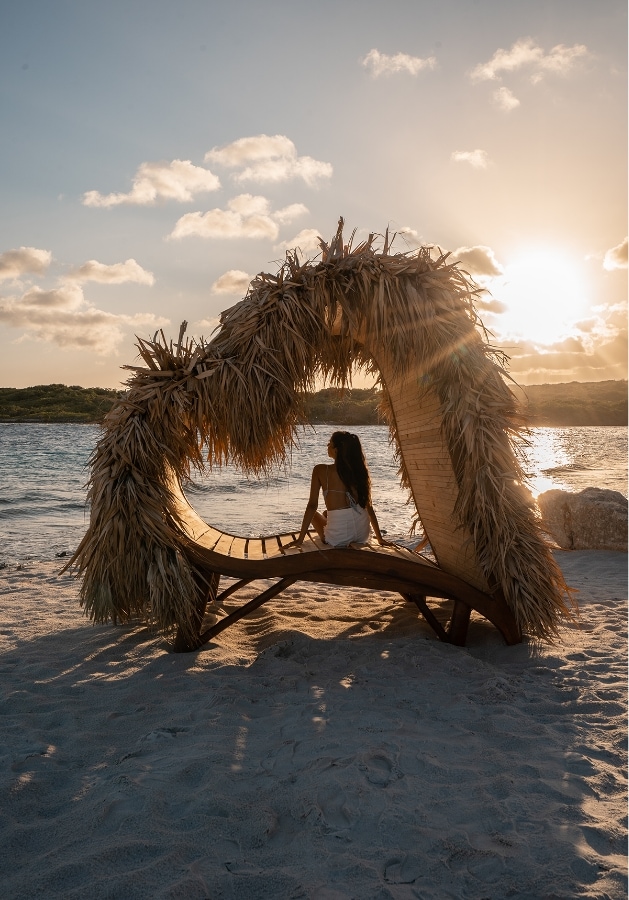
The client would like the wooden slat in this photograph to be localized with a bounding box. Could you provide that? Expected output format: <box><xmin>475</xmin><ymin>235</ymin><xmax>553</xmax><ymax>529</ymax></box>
<box><xmin>276</xmin><ymin>533</ymin><xmax>303</xmax><ymax>556</ymax></box>
<box><xmin>303</xmin><ymin>531</ymin><xmax>321</xmax><ymax>550</ymax></box>
<box><xmin>246</xmin><ymin>538</ymin><xmax>265</xmax><ymax>560</ymax></box>
<box><xmin>213</xmin><ymin>533</ymin><xmax>234</xmax><ymax>556</ymax></box>
<box><xmin>229</xmin><ymin>537</ymin><xmax>248</xmax><ymax>559</ymax></box>
<box><xmin>197</xmin><ymin>528</ymin><xmax>223</xmax><ymax>551</ymax></box>
<box><xmin>265</xmin><ymin>536</ymin><xmax>287</xmax><ymax>559</ymax></box>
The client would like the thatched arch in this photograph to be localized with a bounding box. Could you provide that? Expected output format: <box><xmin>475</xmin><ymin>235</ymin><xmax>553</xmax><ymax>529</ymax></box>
<box><xmin>70</xmin><ymin>220</ymin><xmax>573</xmax><ymax>647</ymax></box>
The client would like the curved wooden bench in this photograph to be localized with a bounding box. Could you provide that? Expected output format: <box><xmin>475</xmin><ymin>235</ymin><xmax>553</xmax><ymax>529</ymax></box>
<box><xmin>171</xmin><ymin>480</ymin><xmax>522</xmax><ymax>651</ymax></box>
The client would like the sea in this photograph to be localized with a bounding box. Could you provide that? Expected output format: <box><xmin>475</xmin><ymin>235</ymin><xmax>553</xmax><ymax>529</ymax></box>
<box><xmin>0</xmin><ymin>424</ymin><xmax>626</xmax><ymax>565</ymax></box>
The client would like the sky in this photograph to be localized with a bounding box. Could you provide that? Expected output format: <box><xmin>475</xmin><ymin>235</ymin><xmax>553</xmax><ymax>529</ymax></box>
<box><xmin>0</xmin><ymin>0</ymin><xmax>626</xmax><ymax>389</ymax></box>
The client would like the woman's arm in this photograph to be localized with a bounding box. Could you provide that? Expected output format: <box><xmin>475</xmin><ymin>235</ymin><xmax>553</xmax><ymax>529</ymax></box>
<box><xmin>367</xmin><ymin>504</ymin><xmax>388</xmax><ymax>545</ymax></box>
<box><xmin>290</xmin><ymin>466</ymin><xmax>322</xmax><ymax>546</ymax></box>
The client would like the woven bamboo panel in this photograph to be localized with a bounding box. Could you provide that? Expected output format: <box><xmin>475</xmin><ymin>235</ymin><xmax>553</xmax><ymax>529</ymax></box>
<box><xmin>377</xmin><ymin>355</ymin><xmax>490</xmax><ymax>593</ymax></box>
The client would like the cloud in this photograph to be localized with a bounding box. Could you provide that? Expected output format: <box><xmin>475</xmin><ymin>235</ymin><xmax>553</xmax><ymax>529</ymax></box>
<box><xmin>0</xmin><ymin>286</ymin><xmax>167</xmax><ymax>354</ymax></box>
<box><xmin>194</xmin><ymin>316</ymin><xmax>221</xmax><ymax>335</ymax></box>
<box><xmin>273</xmin><ymin>203</ymin><xmax>309</xmax><ymax>224</ymax></box>
<box><xmin>207</xmin><ymin>134</ymin><xmax>294</xmax><ymax>167</ymax></box>
<box><xmin>451</xmin><ymin>149</ymin><xmax>490</xmax><ymax>169</ymax></box>
<box><xmin>0</xmin><ymin>247</ymin><xmax>52</xmax><ymax>281</ymax></box>
<box><xmin>476</xmin><ymin>296</ymin><xmax>508</xmax><ymax>314</ymax></box>
<box><xmin>394</xmin><ymin>227</ymin><xmax>423</xmax><ymax>249</ymax></box>
<box><xmin>493</xmin><ymin>86</ymin><xmax>520</xmax><ymax>112</ymax></box>
<box><xmin>67</xmin><ymin>258</ymin><xmax>155</xmax><ymax>285</ymax></box>
<box><xmin>470</xmin><ymin>38</ymin><xmax>589</xmax><ymax>84</ymax></box>
<box><xmin>211</xmin><ymin>270</ymin><xmax>252</xmax><ymax>295</ymax></box>
<box><xmin>452</xmin><ymin>245</ymin><xmax>504</xmax><ymax>277</ymax></box>
<box><xmin>361</xmin><ymin>48</ymin><xmax>437</xmax><ymax>77</ymax></box>
<box><xmin>275</xmin><ymin>228</ymin><xmax>322</xmax><ymax>257</ymax></box>
<box><xmin>603</xmin><ymin>237</ymin><xmax>628</xmax><ymax>271</ymax></box>
<box><xmin>18</xmin><ymin>284</ymin><xmax>85</xmax><ymax>310</ymax></box>
<box><xmin>170</xmin><ymin>194</ymin><xmax>305</xmax><ymax>241</ymax></box>
<box><xmin>83</xmin><ymin>159</ymin><xmax>221</xmax><ymax>208</ymax></box>
<box><xmin>206</xmin><ymin>135</ymin><xmax>332</xmax><ymax>187</ymax></box>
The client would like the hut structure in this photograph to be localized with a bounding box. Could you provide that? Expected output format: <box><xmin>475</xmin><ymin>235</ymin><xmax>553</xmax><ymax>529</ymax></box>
<box><xmin>68</xmin><ymin>220</ymin><xmax>574</xmax><ymax>651</ymax></box>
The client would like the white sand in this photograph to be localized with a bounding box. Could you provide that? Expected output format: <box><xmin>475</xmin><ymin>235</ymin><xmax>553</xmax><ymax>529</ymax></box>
<box><xmin>0</xmin><ymin>551</ymin><xmax>626</xmax><ymax>900</ymax></box>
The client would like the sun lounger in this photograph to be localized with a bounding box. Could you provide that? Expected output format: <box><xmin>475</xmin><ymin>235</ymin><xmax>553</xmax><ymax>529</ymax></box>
<box><xmin>169</xmin><ymin>477</ymin><xmax>522</xmax><ymax>651</ymax></box>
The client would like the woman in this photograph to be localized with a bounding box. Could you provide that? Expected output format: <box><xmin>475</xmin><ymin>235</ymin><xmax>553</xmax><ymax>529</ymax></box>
<box><xmin>288</xmin><ymin>431</ymin><xmax>387</xmax><ymax>548</ymax></box>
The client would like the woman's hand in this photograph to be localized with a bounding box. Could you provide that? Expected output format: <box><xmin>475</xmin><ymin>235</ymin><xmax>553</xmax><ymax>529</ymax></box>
<box><xmin>283</xmin><ymin>538</ymin><xmax>303</xmax><ymax>550</ymax></box>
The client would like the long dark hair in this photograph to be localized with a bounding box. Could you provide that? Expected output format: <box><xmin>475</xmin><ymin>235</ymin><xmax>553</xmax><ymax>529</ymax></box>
<box><xmin>330</xmin><ymin>431</ymin><xmax>371</xmax><ymax>508</ymax></box>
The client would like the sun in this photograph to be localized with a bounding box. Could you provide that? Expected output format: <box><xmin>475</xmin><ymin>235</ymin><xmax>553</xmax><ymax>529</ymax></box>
<box><xmin>490</xmin><ymin>250</ymin><xmax>588</xmax><ymax>345</ymax></box>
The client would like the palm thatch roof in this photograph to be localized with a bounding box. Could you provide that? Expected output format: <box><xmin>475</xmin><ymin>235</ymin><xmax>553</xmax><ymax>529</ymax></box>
<box><xmin>69</xmin><ymin>219</ymin><xmax>574</xmax><ymax>647</ymax></box>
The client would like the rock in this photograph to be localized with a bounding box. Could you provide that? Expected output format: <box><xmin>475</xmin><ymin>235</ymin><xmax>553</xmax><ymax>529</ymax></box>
<box><xmin>537</xmin><ymin>487</ymin><xmax>628</xmax><ymax>552</ymax></box>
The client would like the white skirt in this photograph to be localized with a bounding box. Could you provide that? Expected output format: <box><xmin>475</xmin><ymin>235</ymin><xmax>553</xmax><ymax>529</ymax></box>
<box><xmin>324</xmin><ymin>505</ymin><xmax>371</xmax><ymax>547</ymax></box>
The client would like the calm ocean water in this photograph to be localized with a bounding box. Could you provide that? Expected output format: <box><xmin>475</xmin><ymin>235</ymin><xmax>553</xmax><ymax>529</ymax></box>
<box><xmin>0</xmin><ymin>423</ymin><xmax>626</xmax><ymax>563</ymax></box>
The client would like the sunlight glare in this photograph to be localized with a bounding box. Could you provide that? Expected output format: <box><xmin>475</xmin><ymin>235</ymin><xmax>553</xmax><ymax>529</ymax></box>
<box><xmin>491</xmin><ymin>251</ymin><xmax>588</xmax><ymax>345</ymax></box>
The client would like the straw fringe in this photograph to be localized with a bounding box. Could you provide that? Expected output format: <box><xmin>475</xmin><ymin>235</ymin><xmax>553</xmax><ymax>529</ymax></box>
<box><xmin>68</xmin><ymin>218</ymin><xmax>574</xmax><ymax>644</ymax></box>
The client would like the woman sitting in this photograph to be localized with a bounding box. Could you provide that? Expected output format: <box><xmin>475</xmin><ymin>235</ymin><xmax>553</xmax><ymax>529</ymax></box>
<box><xmin>288</xmin><ymin>431</ymin><xmax>387</xmax><ymax>548</ymax></box>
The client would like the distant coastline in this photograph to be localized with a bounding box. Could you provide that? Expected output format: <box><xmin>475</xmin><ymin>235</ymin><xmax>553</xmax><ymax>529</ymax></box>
<box><xmin>0</xmin><ymin>381</ymin><xmax>626</xmax><ymax>427</ymax></box>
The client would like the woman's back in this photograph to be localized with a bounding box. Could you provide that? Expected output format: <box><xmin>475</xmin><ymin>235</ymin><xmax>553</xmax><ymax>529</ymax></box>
<box><xmin>320</xmin><ymin>463</ymin><xmax>357</xmax><ymax>511</ymax></box>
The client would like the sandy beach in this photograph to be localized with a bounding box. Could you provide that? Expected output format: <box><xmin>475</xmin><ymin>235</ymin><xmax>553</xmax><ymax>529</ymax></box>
<box><xmin>0</xmin><ymin>550</ymin><xmax>626</xmax><ymax>899</ymax></box>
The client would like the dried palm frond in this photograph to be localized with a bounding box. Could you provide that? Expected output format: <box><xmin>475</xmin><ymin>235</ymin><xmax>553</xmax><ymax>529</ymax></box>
<box><xmin>68</xmin><ymin>218</ymin><xmax>574</xmax><ymax>645</ymax></box>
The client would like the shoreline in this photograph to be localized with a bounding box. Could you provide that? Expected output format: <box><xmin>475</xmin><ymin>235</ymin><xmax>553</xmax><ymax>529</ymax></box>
<box><xmin>1</xmin><ymin>419</ymin><xmax>628</xmax><ymax>429</ymax></box>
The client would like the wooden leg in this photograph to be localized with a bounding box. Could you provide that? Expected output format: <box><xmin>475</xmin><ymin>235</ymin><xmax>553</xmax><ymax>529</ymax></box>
<box><xmin>448</xmin><ymin>600</ymin><xmax>471</xmax><ymax>646</ymax></box>
<box><xmin>197</xmin><ymin>576</ymin><xmax>298</xmax><ymax>646</ymax></box>
<box><xmin>173</xmin><ymin>570</ymin><xmax>219</xmax><ymax>652</ymax></box>
<box><xmin>403</xmin><ymin>592</ymin><xmax>448</xmax><ymax>642</ymax></box>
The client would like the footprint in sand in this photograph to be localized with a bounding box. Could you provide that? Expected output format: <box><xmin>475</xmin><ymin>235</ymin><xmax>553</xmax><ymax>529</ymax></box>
<box><xmin>358</xmin><ymin>752</ymin><xmax>401</xmax><ymax>787</ymax></box>
<box><xmin>384</xmin><ymin>853</ymin><xmax>422</xmax><ymax>884</ymax></box>
<box><xmin>315</xmin><ymin>783</ymin><xmax>358</xmax><ymax>832</ymax></box>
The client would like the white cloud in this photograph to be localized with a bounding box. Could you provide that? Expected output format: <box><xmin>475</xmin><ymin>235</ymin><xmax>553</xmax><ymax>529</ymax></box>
<box><xmin>67</xmin><ymin>258</ymin><xmax>155</xmax><ymax>285</ymax></box>
<box><xmin>211</xmin><ymin>270</ymin><xmax>252</xmax><ymax>294</ymax></box>
<box><xmin>0</xmin><ymin>286</ymin><xmax>167</xmax><ymax>354</ymax></box>
<box><xmin>451</xmin><ymin>149</ymin><xmax>490</xmax><ymax>169</ymax></box>
<box><xmin>476</xmin><ymin>295</ymin><xmax>508</xmax><ymax>315</ymax></box>
<box><xmin>171</xmin><ymin>209</ymin><xmax>277</xmax><ymax>241</ymax></box>
<box><xmin>275</xmin><ymin>228</ymin><xmax>322</xmax><ymax>257</ymax></box>
<box><xmin>452</xmin><ymin>245</ymin><xmax>504</xmax><ymax>277</ymax></box>
<box><xmin>0</xmin><ymin>247</ymin><xmax>52</xmax><ymax>281</ymax></box>
<box><xmin>170</xmin><ymin>194</ymin><xmax>305</xmax><ymax>241</ymax></box>
<box><xmin>83</xmin><ymin>159</ymin><xmax>221</xmax><ymax>208</ymax></box>
<box><xmin>603</xmin><ymin>237</ymin><xmax>628</xmax><ymax>271</ymax></box>
<box><xmin>194</xmin><ymin>316</ymin><xmax>221</xmax><ymax>335</ymax></box>
<box><xmin>395</xmin><ymin>227</ymin><xmax>423</xmax><ymax>249</ymax></box>
<box><xmin>206</xmin><ymin>134</ymin><xmax>332</xmax><ymax>187</ymax></box>
<box><xmin>19</xmin><ymin>284</ymin><xmax>85</xmax><ymax>310</ymax></box>
<box><xmin>361</xmin><ymin>48</ymin><xmax>437</xmax><ymax>77</ymax></box>
<box><xmin>273</xmin><ymin>203</ymin><xmax>309</xmax><ymax>224</ymax></box>
<box><xmin>207</xmin><ymin>134</ymin><xmax>294</xmax><ymax>167</ymax></box>
<box><xmin>170</xmin><ymin>194</ymin><xmax>278</xmax><ymax>241</ymax></box>
<box><xmin>471</xmin><ymin>38</ymin><xmax>589</xmax><ymax>84</ymax></box>
<box><xmin>493</xmin><ymin>86</ymin><xmax>520</xmax><ymax>112</ymax></box>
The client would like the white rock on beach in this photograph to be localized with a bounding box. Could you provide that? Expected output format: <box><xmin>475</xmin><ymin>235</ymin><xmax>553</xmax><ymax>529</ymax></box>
<box><xmin>537</xmin><ymin>486</ymin><xmax>628</xmax><ymax>552</ymax></box>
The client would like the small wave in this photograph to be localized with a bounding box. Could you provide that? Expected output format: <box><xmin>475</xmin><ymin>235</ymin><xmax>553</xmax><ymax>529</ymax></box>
<box><xmin>184</xmin><ymin>482</ymin><xmax>245</xmax><ymax>495</ymax></box>
<box><xmin>0</xmin><ymin>502</ymin><xmax>89</xmax><ymax>520</ymax></box>
<box><xmin>184</xmin><ymin>477</ymin><xmax>291</xmax><ymax>495</ymax></box>
<box><xmin>541</xmin><ymin>463</ymin><xmax>592</xmax><ymax>475</ymax></box>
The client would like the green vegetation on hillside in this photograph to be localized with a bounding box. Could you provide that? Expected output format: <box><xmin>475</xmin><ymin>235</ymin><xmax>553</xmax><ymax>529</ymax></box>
<box><xmin>0</xmin><ymin>384</ymin><xmax>120</xmax><ymax>423</ymax></box>
<box><xmin>0</xmin><ymin>381</ymin><xmax>626</xmax><ymax>426</ymax></box>
<box><xmin>514</xmin><ymin>380</ymin><xmax>627</xmax><ymax>426</ymax></box>
<box><xmin>303</xmin><ymin>388</ymin><xmax>383</xmax><ymax>425</ymax></box>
